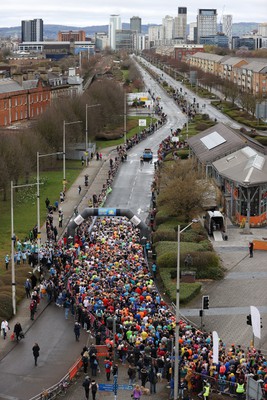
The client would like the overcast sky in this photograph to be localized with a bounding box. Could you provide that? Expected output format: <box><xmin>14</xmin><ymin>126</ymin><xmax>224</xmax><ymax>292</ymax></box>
<box><xmin>1</xmin><ymin>0</ymin><xmax>266</xmax><ymax>27</ymax></box>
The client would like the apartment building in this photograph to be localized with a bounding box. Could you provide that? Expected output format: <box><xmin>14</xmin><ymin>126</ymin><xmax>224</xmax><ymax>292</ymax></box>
<box><xmin>21</xmin><ymin>19</ymin><xmax>43</xmax><ymax>42</ymax></box>
<box><xmin>189</xmin><ymin>52</ymin><xmax>267</xmax><ymax>96</ymax></box>
<box><xmin>0</xmin><ymin>77</ymin><xmax>50</xmax><ymax>127</ymax></box>
<box><xmin>189</xmin><ymin>52</ymin><xmax>225</xmax><ymax>75</ymax></box>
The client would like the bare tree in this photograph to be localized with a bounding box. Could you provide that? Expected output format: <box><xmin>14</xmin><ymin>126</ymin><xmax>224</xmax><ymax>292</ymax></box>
<box><xmin>157</xmin><ymin>159</ymin><xmax>209</xmax><ymax>221</ymax></box>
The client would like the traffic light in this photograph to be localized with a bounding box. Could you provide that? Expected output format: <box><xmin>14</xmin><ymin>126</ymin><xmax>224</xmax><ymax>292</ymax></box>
<box><xmin>202</xmin><ymin>295</ymin><xmax>209</xmax><ymax>310</ymax></box>
<box><xmin>246</xmin><ymin>314</ymin><xmax>252</xmax><ymax>326</ymax></box>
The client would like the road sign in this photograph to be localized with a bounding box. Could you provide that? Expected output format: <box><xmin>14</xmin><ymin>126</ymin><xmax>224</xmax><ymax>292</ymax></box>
<box><xmin>98</xmin><ymin>383</ymin><xmax>133</xmax><ymax>392</ymax></box>
<box><xmin>118</xmin><ymin>384</ymin><xmax>133</xmax><ymax>390</ymax></box>
<box><xmin>139</xmin><ymin>119</ymin><xmax>147</xmax><ymax>127</ymax></box>
<box><xmin>99</xmin><ymin>384</ymin><xmax>113</xmax><ymax>392</ymax></box>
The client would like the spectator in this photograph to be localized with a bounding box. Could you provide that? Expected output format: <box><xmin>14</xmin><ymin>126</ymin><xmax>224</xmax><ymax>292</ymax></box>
<box><xmin>32</xmin><ymin>343</ymin><xmax>40</xmax><ymax>366</ymax></box>
<box><xmin>74</xmin><ymin>322</ymin><xmax>81</xmax><ymax>341</ymax></box>
<box><xmin>1</xmin><ymin>319</ymin><xmax>9</xmax><ymax>340</ymax></box>
<box><xmin>90</xmin><ymin>380</ymin><xmax>99</xmax><ymax>400</ymax></box>
<box><xmin>132</xmin><ymin>384</ymin><xmax>142</xmax><ymax>400</ymax></box>
<box><xmin>13</xmin><ymin>322</ymin><xmax>23</xmax><ymax>342</ymax></box>
<box><xmin>82</xmin><ymin>376</ymin><xmax>91</xmax><ymax>400</ymax></box>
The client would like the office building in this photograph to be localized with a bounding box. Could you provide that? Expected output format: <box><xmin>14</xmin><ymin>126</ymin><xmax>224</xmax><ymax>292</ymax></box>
<box><xmin>189</xmin><ymin>22</ymin><xmax>197</xmax><ymax>42</ymax></box>
<box><xmin>130</xmin><ymin>16</ymin><xmax>141</xmax><ymax>33</ymax></box>
<box><xmin>148</xmin><ymin>25</ymin><xmax>163</xmax><ymax>47</ymax></box>
<box><xmin>109</xmin><ymin>14</ymin><xmax>121</xmax><ymax>50</ymax></box>
<box><xmin>174</xmin><ymin>7</ymin><xmax>187</xmax><ymax>41</ymax></box>
<box><xmin>115</xmin><ymin>30</ymin><xmax>134</xmax><ymax>52</ymax></box>
<box><xmin>162</xmin><ymin>15</ymin><xmax>174</xmax><ymax>44</ymax></box>
<box><xmin>197</xmin><ymin>9</ymin><xmax>217</xmax><ymax>43</ymax></box>
<box><xmin>58</xmin><ymin>30</ymin><xmax>86</xmax><ymax>42</ymax></box>
<box><xmin>199</xmin><ymin>34</ymin><xmax>229</xmax><ymax>48</ymax></box>
<box><xmin>21</xmin><ymin>19</ymin><xmax>43</xmax><ymax>42</ymax></box>
<box><xmin>258</xmin><ymin>23</ymin><xmax>267</xmax><ymax>37</ymax></box>
<box><xmin>222</xmin><ymin>15</ymin><xmax>233</xmax><ymax>48</ymax></box>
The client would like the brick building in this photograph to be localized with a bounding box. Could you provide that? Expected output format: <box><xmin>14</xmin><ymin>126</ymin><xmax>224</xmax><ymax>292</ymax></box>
<box><xmin>57</xmin><ymin>30</ymin><xmax>86</xmax><ymax>42</ymax></box>
<box><xmin>0</xmin><ymin>78</ymin><xmax>50</xmax><ymax>127</ymax></box>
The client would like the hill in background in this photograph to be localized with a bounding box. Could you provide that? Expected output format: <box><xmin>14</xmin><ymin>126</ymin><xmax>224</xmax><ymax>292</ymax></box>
<box><xmin>0</xmin><ymin>22</ymin><xmax>259</xmax><ymax>40</ymax></box>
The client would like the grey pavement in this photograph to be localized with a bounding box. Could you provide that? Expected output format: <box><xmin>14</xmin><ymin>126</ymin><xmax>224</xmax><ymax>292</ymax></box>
<box><xmin>182</xmin><ymin>216</ymin><xmax>267</xmax><ymax>355</ymax></box>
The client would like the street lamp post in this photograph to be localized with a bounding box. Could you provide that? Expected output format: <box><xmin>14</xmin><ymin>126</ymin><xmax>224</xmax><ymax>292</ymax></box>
<box><xmin>85</xmin><ymin>104</ymin><xmax>101</xmax><ymax>166</ymax></box>
<box><xmin>174</xmin><ymin>219</ymin><xmax>199</xmax><ymax>400</ymax></box>
<box><xmin>184</xmin><ymin>92</ymin><xmax>189</xmax><ymax>136</ymax></box>
<box><xmin>63</xmin><ymin>120</ymin><xmax>82</xmax><ymax>192</ymax></box>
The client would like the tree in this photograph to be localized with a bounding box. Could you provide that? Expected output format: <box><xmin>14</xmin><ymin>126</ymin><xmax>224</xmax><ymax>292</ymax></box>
<box><xmin>157</xmin><ymin>160</ymin><xmax>209</xmax><ymax>221</ymax></box>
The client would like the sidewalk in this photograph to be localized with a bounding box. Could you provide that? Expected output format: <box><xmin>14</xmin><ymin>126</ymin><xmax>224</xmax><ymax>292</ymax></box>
<box><xmin>0</xmin><ymin>146</ymin><xmax>117</xmax><ymax>361</ymax></box>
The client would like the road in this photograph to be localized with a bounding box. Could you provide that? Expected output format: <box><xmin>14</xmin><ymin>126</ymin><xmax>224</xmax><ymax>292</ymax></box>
<box><xmin>139</xmin><ymin>56</ymin><xmax>241</xmax><ymax>130</ymax></box>
<box><xmin>105</xmin><ymin>63</ymin><xmax>187</xmax><ymax>222</ymax></box>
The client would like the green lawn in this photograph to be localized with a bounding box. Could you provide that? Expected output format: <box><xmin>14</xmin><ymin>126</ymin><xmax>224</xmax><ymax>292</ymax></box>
<box><xmin>96</xmin><ymin>116</ymin><xmax>157</xmax><ymax>149</ymax></box>
<box><xmin>0</xmin><ymin>160</ymin><xmax>83</xmax><ymax>270</ymax></box>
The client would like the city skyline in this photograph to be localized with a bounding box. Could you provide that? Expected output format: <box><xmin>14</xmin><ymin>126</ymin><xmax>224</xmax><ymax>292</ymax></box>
<box><xmin>0</xmin><ymin>1</ymin><xmax>266</xmax><ymax>28</ymax></box>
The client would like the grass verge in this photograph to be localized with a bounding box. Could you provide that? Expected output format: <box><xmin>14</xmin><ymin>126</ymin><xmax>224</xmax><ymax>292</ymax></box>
<box><xmin>0</xmin><ymin>160</ymin><xmax>84</xmax><ymax>270</ymax></box>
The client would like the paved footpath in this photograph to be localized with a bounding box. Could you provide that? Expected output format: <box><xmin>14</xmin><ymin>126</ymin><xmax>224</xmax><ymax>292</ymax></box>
<box><xmin>182</xmin><ymin>217</ymin><xmax>267</xmax><ymax>354</ymax></box>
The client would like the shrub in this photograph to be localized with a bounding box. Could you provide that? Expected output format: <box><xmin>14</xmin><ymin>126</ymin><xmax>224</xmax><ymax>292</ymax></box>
<box><xmin>0</xmin><ymin>293</ymin><xmax>12</xmax><ymax>320</ymax></box>
<box><xmin>159</xmin><ymin>268</ymin><xmax>201</xmax><ymax>303</ymax></box>
<box><xmin>157</xmin><ymin>251</ymin><xmax>177</xmax><ymax>269</ymax></box>
<box><xmin>255</xmin><ymin>136</ymin><xmax>267</xmax><ymax>146</ymax></box>
<box><xmin>181</xmin><ymin>229</ymin><xmax>209</xmax><ymax>244</ymax></box>
<box><xmin>169</xmin><ymin>250</ymin><xmax>223</xmax><ymax>280</ymax></box>
<box><xmin>177</xmin><ymin>150</ymin><xmax>189</xmax><ymax>159</ymax></box>
<box><xmin>152</xmin><ymin>229</ymin><xmax>177</xmax><ymax>243</ymax></box>
<box><xmin>154</xmin><ymin>209</ymin><xmax>172</xmax><ymax>226</ymax></box>
<box><xmin>190</xmin><ymin>251</ymin><xmax>223</xmax><ymax>279</ymax></box>
<box><xmin>196</xmin><ymin>123</ymin><xmax>210</xmax><ymax>131</ymax></box>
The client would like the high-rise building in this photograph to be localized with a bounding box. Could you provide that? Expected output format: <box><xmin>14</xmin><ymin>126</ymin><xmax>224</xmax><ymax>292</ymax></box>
<box><xmin>222</xmin><ymin>15</ymin><xmax>233</xmax><ymax>48</ymax></box>
<box><xmin>130</xmin><ymin>16</ymin><xmax>141</xmax><ymax>33</ymax></box>
<box><xmin>148</xmin><ymin>25</ymin><xmax>163</xmax><ymax>47</ymax></box>
<box><xmin>258</xmin><ymin>22</ymin><xmax>267</xmax><ymax>37</ymax></box>
<box><xmin>189</xmin><ymin>22</ymin><xmax>197</xmax><ymax>42</ymax></box>
<box><xmin>197</xmin><ymin>9</ymin><xmax>217</xmax><ymax>43</ymax></box>
<box><xmin>162</xmin><ymin>15</ymin><xmax>174</xmax><ymax>44</ymax></box>
<box><xmin>115</xmin><ymin>30</ymin><xmax>134</xmax><ymax>52</ymax></box>
<box><xmin>109</xmin><ymin>14</ymin><xmax>121</xmax><ymax>50</ymax></box>
<box><xmin>21</xmin><ymin>19</ymin><xmax>43</xmax><ymax>42</ymax></box>
<box><xmin>174</xmin><ymin>7</ymin><xmax>187</xmax><ymax>41</ymax></box>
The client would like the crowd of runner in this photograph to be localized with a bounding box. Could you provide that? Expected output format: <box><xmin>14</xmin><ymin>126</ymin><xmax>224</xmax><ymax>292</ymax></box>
<box><xmin>22</xmin><ymin>210</ymin><xmax>266</xmax><ymax>398</ymax></box>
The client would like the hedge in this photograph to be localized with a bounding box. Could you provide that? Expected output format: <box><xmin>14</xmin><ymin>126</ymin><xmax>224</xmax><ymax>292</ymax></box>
<box><xmin>159</xmin><ymin>268</ymin><xmax>202</xmax><ymax>304</ymax></box>
<box><xmin>157</xmin><ymin>246</ymin><xmax>222</xmax><ymax>278</ymax></box>
<box><xmin>255</xmin><ymin>136</ymin><xmax>267</xmax><ymax>146</ymax></box>
<box><xmin>155</xmin><ymin>240</ymin><xmax>212</xmax><ymax>259</ymax></box>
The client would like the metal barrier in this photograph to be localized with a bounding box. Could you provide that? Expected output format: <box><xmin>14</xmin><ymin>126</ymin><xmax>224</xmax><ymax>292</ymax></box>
<box><xmin>29</xmin><ymin>372</ymin><xmax>70</xmax><ymax>400</ymax></box>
